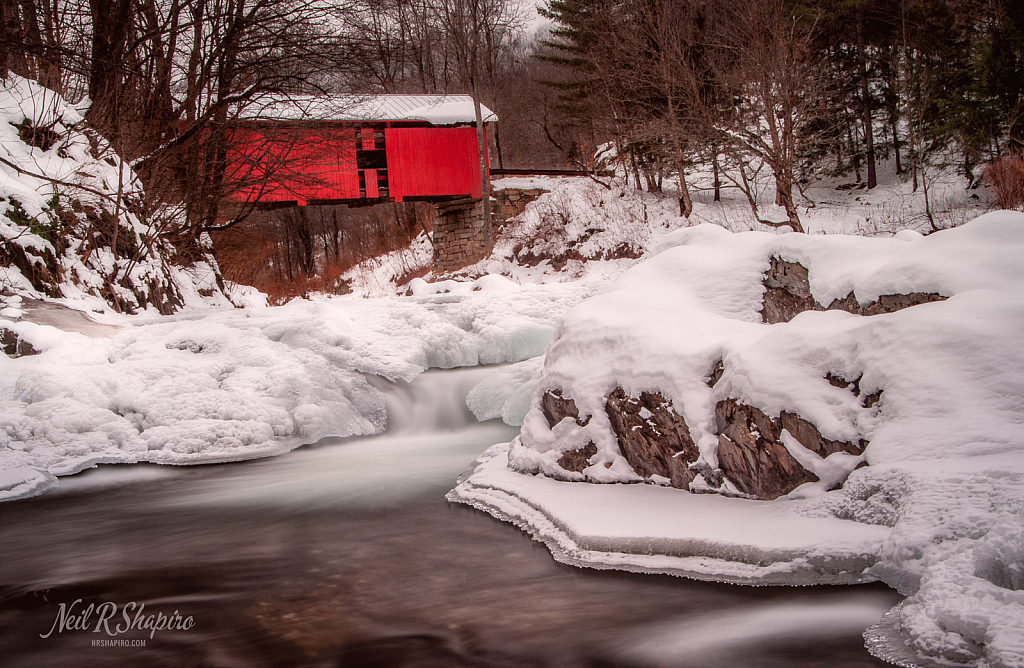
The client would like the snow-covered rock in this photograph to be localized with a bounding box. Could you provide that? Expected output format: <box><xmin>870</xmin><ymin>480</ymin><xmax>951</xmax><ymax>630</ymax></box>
<box><xmin>451</xmin><ymin>211</ymin><xmax>1024</xmax><ymax>668</ymax></box>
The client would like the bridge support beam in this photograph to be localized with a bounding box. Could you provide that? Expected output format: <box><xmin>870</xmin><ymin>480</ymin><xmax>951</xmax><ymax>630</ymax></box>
<box><xmin>432</xmin><ymin>197</ymin><xmax>488</xmax><ymax>274</ymax></box>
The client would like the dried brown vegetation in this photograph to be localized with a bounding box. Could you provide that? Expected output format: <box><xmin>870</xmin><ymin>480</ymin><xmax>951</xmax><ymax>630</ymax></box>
<box><xmin>986</xmin><ymin>153</ymin><xmax>1024</xmax><ymax>211</ymax></box>
<box><xmin>213</xmin><ymin>202</ymin><xmax>433</xmax><ymax>303</ymax></box>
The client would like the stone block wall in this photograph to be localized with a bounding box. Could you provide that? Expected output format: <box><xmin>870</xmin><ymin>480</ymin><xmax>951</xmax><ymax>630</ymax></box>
<box><xmin>492</xmin><ymin>188</ymin><xmax>548</xmax><ymax>227</ymax></box>
<box><xmin>431</xmin><ymin>187</ymin><xmax>550</xmax><ymax>275</ymax></box>
<box><xmin>433</xmin><ymin>198</ymin><xmax>488</xmax><ymax>274</ymax></box>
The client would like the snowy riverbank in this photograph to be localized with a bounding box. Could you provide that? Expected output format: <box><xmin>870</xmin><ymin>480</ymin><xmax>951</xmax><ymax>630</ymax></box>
<box><xmin>0</xmin><ymin>273</ymin><xmax>605</xmax><ymax>502</ymax></box>
<box><xmin>452</xmin><ymin>212</ymin><xmax>1024</xmax><ymax>668</ymax></box>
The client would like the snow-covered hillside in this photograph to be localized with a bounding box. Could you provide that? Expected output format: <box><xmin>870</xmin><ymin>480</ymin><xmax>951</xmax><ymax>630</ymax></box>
<box><xmin>451</xmin><ymin>212</ymin><xmax>1024</xmax><ymax>668</ymax></box>
<box><xmin>0</xmin><ymin>75</ymin><xmax>251</xmax><ymax>314</ymax></box>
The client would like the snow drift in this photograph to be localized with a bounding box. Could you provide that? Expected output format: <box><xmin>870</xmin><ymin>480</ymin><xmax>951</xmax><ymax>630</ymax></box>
<box><xmin>0</xmin><ymin>274</ymin><xmax>598</xmax><ymax>502</ymax></box>
<box><xmin>452</xmin><ymin>212</ymin><xmax>1024</xmax><ymax>668</ymax></box>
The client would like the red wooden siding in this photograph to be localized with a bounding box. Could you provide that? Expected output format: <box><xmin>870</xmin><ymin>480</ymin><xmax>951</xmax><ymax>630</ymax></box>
<box><xmin>364</xmin><ymin>168</ymin><xmax>379</xmax><ymax>198</ymax></box>
<box><xmin>385</xmin><ymin>127</ymin><xmax>482</xmax><ymax>201</ymax></box>
<box><xmin>226</xmin><ymin>126</ymin><xmax>359</xmax><ymax>205</ymax></box>
<box><xmin>224</xmin><ymin>122</ymin><xmax>487</xmax><ymax>206</ymax></box>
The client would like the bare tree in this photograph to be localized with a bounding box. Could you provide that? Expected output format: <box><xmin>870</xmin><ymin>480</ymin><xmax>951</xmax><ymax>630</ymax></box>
<box><xmin>432</xmin><ymin>0</ymin><xmax>524</xmax><ymax>252</ymax></box>
<box><xmin>715</xmin><ymin>0</ymin><xmax>828</xmax><ymax>232</ymax></box>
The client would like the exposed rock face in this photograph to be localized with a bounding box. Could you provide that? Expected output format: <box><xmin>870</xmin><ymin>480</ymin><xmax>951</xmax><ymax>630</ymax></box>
<box><xmin>715</xmin><ymin>399</ymin><xmax>866</xmax><ymax>500</ymax></box>
<box><xmin>715</xmin><ymin>400</ymin><xmax>818</xmax><ymax>500</ymax></box>
<box><xmin>761</xmin><ymin>256</ymin><xmax>947</xmax><ymax>323</ymax></box>
<box><xmin>826</xmin><ymin>372</ymin><xmax>883</xmax><ymax>409</ymax></box>
<box><xmin>605</xmin><ymin>389</ymin><xmax>700</xmax><ymax>488</ymax></box>
<box><xmin>541</xmin><ymin>390</ymin><xmax>599</xmax><ymax>474</ymax></box>
<box><xmin>860</xmin><ymin>292</ymin><xmax>946</xmax><ymax>315</ymax></box>
<box><xmin>707</xmin><ymin>360</ymin><xmax>725</xmax><ymax>388</ymax></box>
<box><xmin>0</xmin><ymin>324</ymin><xmax>38</xmax><ymax>357</ymax></box>
<box><xmin>778</xmin><ymin>411</ymin><xmax>866</xmax><ymax>458</ymax></box>
<box><xmin>540</xmin><ymin>386</ymin><xmax>866</xmax><ymax>498</ymax></box>
<box><xmin>541</xmin><ymin>389</ymin><xmax>588</xmax><ymax>428</ymax></box>
<box><xmin>761</xmin><ymin>258</ymin><xmax>819</xmax><ymax>324</ymax></box>
<box><xmin>557</xmin><ymin>443</ymin><xmax>598</xmax><ymax>473</ymax></box>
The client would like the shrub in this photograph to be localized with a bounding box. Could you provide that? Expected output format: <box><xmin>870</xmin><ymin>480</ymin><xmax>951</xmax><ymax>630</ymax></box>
<box><xmin>985</xmin><ymin>153</ymin><xmax>1024</xmax><ymax>210</ymax></box>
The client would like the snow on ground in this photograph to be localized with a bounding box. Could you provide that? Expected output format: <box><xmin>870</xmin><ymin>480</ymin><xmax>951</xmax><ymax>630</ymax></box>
<box><xmin>337</xmin><ymin>231</ymin><xmax>433</xmax><ymax>298</ymax></box>
<box><xmin>451</xmin><ymin>212</ymin><xmax>1024</xmax><ymax>668</ymax></box>
<box><xmin>680</xmin><ymin>154</ymin><xmax>990</xmax><ymax>236</ymax></box>
<box><xmin>0</xmin><ymin>270</ymin><xmax>604</xmax><ymax>502</ymax></box>
<box><xmin>1</xmin><ymin>74</ymin><xmax>1017</xmax><ymax>666</ymax></box>
<box><xmin>456</xmin><ymin>156</ymin><xmax>992</xmax><ymax>294</ymax></box>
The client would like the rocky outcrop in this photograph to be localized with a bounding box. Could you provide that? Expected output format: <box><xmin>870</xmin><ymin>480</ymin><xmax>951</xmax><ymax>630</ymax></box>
<box><xmin>761</xmin><ymin>258</ymin><xmax>820</xmax><ymax>323</ymax></box>
<box><xmin>0</xmin><ymin>323</ymin><xmax>38</xmax><ymax>357</ymax></box>
<box><xmin>761</xmin><ymin>256</ymin><xmax>947</xmax><ymax>323</ymax></box>
<box><xmin>715</xmin><ymin>400</ymin><xmax>818</xmax><ymax>500</ymax></box>
<box><xmin>540</xmin><ymin>385</ymin><xmax>867</xmax><ymax>498</ymax></box>
<box><xmin>715</xmin><ymin>399</ymin><xmax>867</xmax><ymax>500</ymax></box>
<box><xmin>860</xmin><ymin>292</ymin><xmax>946</xmax><ymax>315</ymax></box>
<box><xmin>826</xmin><ymin>372</ymin><xmax>883</xmax><ymax>409</ymax></box>
<box><xmin>541</xmin><ymin>388</ymin><xmax>701</xmax><ymax>486</ymax></box>
<box><xmin>557</xmin><ymin>443</ymin><xmax>598</xmax><ymax>473</ymax></box>
<box><xmin>541</xmin><ymin>389</ymin><xmax>588</xmax><ymax>428</ymax></box>
<box><xmin>707</xmin><ymin>360</ymin><xmax>725</xmax><ymax>388</ymax></box>
<box><xmin>778</xmin><ymin>411</ymin><xmax>866</xmax><ymax>458</ymax></box>
<box><xmin>541</xmin><ymin>390</ymin><xmax>599</xmax><ymax>474</ymax></box>
<box><xmin>605</xmin><ymin>389</ymin><xmax>700</xmax><ymax>488</ymax></box>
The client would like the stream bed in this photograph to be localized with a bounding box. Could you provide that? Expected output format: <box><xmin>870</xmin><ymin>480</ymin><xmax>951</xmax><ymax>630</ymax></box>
<box><xmin>0</xmin><ymin>367</ymin><xmax>901</xmax><ymax>667</ymax></box>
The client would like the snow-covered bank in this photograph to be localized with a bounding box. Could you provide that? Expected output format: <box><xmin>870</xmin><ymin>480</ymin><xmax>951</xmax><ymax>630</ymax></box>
<box><xmin>0</xmin><ymin>74</ymin><xmax>249</xmax><ymax>315</ymax></box>
<box><xmin>0</xmin><ymin>273</ymin><xmax>603</xmax><ymax>502</ymax></box>
<box><xmin>451</xmin><ymin>212</ymin><xmax>1024</xmax><ymax>668</ymax></box>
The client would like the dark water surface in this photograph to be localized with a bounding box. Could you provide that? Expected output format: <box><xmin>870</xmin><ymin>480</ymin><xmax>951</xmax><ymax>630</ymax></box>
<box><xmin>0</xmin><ymin>368</ymin><xmax>901</xmax><ymax>667</ymax></box>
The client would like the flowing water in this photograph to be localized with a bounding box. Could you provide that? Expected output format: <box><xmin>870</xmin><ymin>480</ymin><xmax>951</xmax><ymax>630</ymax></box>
<box><xmin>0</xmin><ymin>367</ymin><xmax>900</xmax><ymax>667</ymax></box>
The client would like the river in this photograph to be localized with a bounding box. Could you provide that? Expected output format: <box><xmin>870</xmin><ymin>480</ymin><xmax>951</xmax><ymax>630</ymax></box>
<box><xmin>0</xmin><ymin>366</ymin><xmax>900</xmax><ymax>667</ymax></box>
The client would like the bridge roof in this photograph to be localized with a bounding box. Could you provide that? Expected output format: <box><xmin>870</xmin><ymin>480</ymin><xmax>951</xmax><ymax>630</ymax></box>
<box><xmin>240</xmin><ymin>95</ymin><xmax>497</xmax><ymax>125</ymax></box>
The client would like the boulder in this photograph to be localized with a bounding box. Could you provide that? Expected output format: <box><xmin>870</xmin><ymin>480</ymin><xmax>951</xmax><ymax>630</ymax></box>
<box><xmin>0</xmin><ymin>323</ymin><xmax>38</xmax><ymax>357</ymax></box>
<box><xmin>557</xmin><ymin>443</ymin><xmax>598</xmax><ymax>473</ymax></box>
<box><xmin>760</xmin><ymin>256</ymin><xmax>947</xmax><ymax>323</ymax></box>
<box><xmin>540</xmin><ymin>389</ymin><xmax>589</xmax><ymax>428</ymax></box>
<box><xmin>541</xmin><ymin>390</ymin><xmax>599</xmax><ymax>474</ymax></box>
<box><xmin>715</xmin><ymin>399</ymin><xmax>866</xmax><ymax>500</ymax></box>
<box><xmin>605</xmin><ymin>388</ymin><xmax>700</xmax><ymax>489</ymax></box>
<box><xmin>761</xmin><ymin>258</ymin><xmax>820</xmax><ymax>324</ymax></box>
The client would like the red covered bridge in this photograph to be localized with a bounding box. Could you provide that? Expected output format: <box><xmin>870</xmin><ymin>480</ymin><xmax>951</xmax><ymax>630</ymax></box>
<box><xmin>226</xmin><ymin>95</ymin><xmax>495</xmax><ymax>208</ymax></box>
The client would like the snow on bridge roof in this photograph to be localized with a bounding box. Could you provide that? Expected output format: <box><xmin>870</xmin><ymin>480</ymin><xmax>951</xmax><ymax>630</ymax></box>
<box><xmin>240</xmin><ymin>95</ymin><xmax>497</xmax><ymax>125</ymax></box>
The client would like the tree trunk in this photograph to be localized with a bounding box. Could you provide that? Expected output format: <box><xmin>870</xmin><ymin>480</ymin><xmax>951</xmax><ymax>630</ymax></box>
<box><xmin>471</xmin><ymin>86</ymin><xmax>492</xmax><ymax>253</ymax></box>
<box><xmin>87</xmin><ymin>0</ymin><xmax>133</xmax><ymax>136</ymax></box>
<box><xmin>712</xmin><ymin>147</ymin><xmax>721</xmax><ymax>202</ymax></box>
<box><xmin>849</xmin><ymin>123</ymin><xmax>862</xmax><ymax>182</ymax></box>
<box><xmin>774</xmin><ymin>170</ymin><xmax>804</xmax><ymax>233</ymax></box>
<box><xmin>493</xmin><ymin>120</ymin><xmax>504</xmax><ymax>169</ymax></box>
<box><xmin>857</xmin><ymin>12</ymin><xmax>877</xmax><ymax>189</ymax></box>
<box><xmin>0</xmin><ymin>0</ymin><xmax>14</xmax><ymax>79</ymax></box>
